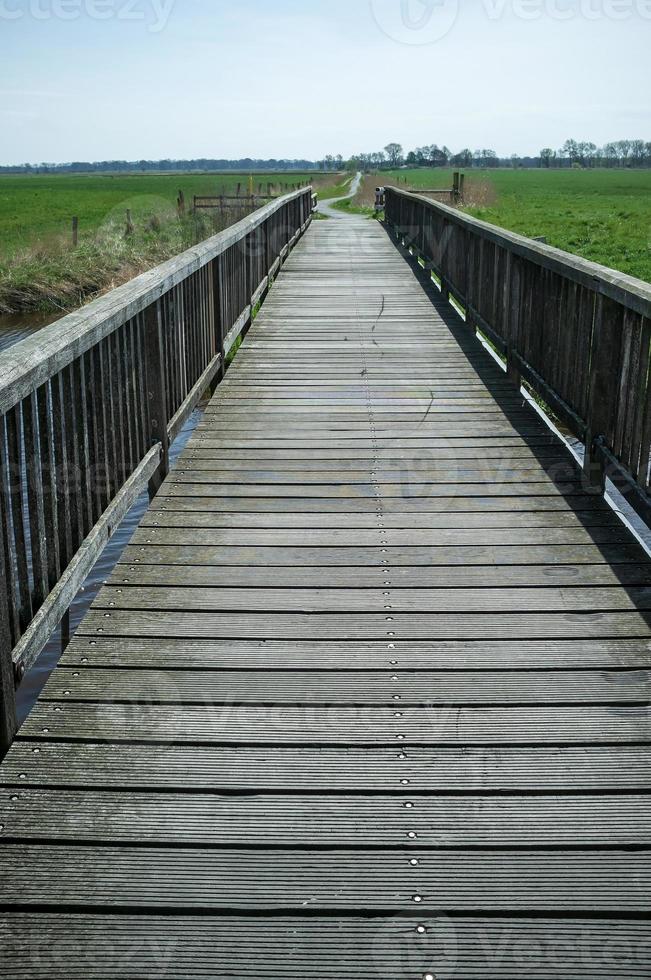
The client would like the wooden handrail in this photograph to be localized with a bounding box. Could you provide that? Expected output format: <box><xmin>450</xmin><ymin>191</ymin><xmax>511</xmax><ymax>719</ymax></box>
<box><xmin>384</xmin><ymin>186</ymin><xmax>651</xmax><ymax>522</ymax></box>
<box><xmin>0</xmin><ymin>187</ymin><xmax>313</xmax><ymax>751</ymax></box>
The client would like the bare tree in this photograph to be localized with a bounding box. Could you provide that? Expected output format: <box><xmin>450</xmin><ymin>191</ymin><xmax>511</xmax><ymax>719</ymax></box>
<box><xmin>540</xmin><ymin>148</ymin><xmax>556</xmax><ymax>168</ymax></box>
<box><xmin>384</xmin><ymin>143</ymin><xmax>404</xmax><ymax>167</ymax></box>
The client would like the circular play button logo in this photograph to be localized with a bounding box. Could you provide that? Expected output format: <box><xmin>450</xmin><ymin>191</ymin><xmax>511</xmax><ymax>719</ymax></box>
<box><xmin>370</xmin><ymin>0</ymin><xmax>460</xmax><ymax>45</ymax></box>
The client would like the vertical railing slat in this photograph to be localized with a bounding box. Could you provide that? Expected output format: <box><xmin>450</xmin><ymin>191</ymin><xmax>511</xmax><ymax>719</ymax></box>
<box><xmin>23</xmin><ymin>391</ymin><xmax>48</xmax><ymax>612</ymax></box>
<box><xmin>5</xmin><ymin>407</ymin><xmax>32</xmax><ymax>633</ymax></box>
<box><xmin>144</xmin><ymin>302</ymin><xmax>170</xmax><ymax>498</ymax></box>
<box><xmin>36</xmin><ymin>381</ymin><xmax>61</xmax><ymax>591</ymax></box>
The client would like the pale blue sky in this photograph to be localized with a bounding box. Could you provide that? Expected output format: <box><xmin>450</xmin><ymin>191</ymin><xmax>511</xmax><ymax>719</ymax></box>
<box><xmin>0</xmin><ymin>0</ymin><xmax>649</xmax><ymax>164</ymax></box>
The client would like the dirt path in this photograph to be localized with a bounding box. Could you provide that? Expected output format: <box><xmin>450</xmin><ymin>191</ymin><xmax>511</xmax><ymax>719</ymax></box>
<box><xmin>316</xmin><ymin>171</ymin><xmax>363</xmax><ymax>218</ymax></box>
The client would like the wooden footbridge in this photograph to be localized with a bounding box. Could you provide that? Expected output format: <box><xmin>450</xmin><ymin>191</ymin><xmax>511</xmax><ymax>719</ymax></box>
<box><xmin>0</xmin><ymin>186</ymin><xmax>650</xmax><ymax>977</ymax></box>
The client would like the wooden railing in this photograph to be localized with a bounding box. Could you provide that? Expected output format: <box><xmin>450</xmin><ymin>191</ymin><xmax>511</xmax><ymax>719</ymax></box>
<box><xmin>385</xmin><ymin>186</ymin><xmax>651</xmax><ymax>521</ymax></box>
<box><xmin>0</xmin><ymin>186</ymin><xmax>314</xmax><ymax>750</ymax></box>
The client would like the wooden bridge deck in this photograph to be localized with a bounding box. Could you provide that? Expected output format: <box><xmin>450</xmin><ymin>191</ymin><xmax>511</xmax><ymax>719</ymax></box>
<box><xmin>1</xmin><ymin>213</ymin><xmax>651</xmax><ymax>977</ymax></box>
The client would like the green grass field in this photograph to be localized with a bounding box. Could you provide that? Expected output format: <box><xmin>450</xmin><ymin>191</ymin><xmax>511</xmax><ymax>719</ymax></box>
<box><xmin>385</xmin><ymin>168</ymin><xmax>651</xmax><ymax>282</ymax></box>
<box><xmin>0</xmin><ymin>171</ymin><xmax>319</xmax><ymax>258</ymax></box>
<box><xmin>317</xmin><ymin>173</ymin><xmax>355</xmax><ymax>201</ymax></box>
<box><xmin>0</xmin><ymin>171</ymin><xmax>345</xmax><ymax>314</ymax></box>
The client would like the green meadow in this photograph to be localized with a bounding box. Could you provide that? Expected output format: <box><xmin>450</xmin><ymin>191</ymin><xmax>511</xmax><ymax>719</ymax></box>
<box><xmin>0</xmin><ymin>172</ymin><xmax>317</xmax><ymax>257</ymax></box>
<box><xmin>0</xmin><ymin>171</ymin><xmax>334</xmax><ymax>314</ymax></box>
<box><xmin>385</xmin><ymin>167</ymin><xmax>651</xmax><ymax>282</ymax></box>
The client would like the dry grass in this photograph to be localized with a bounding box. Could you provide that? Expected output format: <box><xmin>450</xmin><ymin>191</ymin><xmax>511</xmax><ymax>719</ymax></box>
<box><xmin>460</xmin><ymin>176</ymin><xmax>499</xmax><ymax>209</ymax></box>
<box><xmin>342</xmin><ymin>174</ymin><xmax>403</xmax><ymax>208</ymax></box>
<box><xmin>0</xmin><ymin>203</ymin><xmax>258</xmax><ymax>315</ymax></box>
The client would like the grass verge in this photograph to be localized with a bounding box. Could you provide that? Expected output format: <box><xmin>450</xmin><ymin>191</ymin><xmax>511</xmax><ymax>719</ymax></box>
<box><xmin>0</xmin><ymin>210</ymin><xmax>238</xmax><ymax>315</ymax></box>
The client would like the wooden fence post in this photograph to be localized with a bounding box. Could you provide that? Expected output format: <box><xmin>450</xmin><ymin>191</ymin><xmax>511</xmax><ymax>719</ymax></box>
<box><xmin>144</xmin><ymin>303</ymin><xmax>170</xmax><ymax>499</ymax></box>
<box><xmin>71</xmin><ymin>216</ymin><xmax>79</xmax><ymax>248</ymax></box>
<box><xmin>0</xmin><ymin>514</ymin><xmax>16</xmax><ymax>755</ymax></box>
<box><xmin>211</xmin><ymin>255</ymin><xmax>225</xmax><ymax>388</ymax></box>
<box><xmin>505</xmin><ymin>252</ymin><xmax>522</xmax><ymax>389</ymax></box>
<box><xmin>583</xmin><ymin>293</ymin><xmax>615</xmax><ymax>494</ymax></box>
<box><xmin>177</xmin><ymin>190</ymin><xmax>185</xmax><ymax>217</ymax></box>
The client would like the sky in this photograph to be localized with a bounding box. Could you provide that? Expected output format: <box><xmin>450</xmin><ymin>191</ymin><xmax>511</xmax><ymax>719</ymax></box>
<box><xmin>0</xmin><ymin>0</ymin><xmax>649</xmax><ymax>164</ymax></box>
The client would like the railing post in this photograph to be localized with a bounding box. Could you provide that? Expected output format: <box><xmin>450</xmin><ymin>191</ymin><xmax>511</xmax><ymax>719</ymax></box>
<box><xmin>440</xmin><ymin>218</ymin><xmax>450</xmax><ymax>302</ymax></box>
<box><xmin>211</xmin><ymin>255</ymin><xmax>225</xmax><ymax>389</ymax></box>
<box><xmin>0</xmin><ymin>516</ymin><xmax>17</xmax><ymax>754</ymax></box>
<box><xmin>505</xmin><ymin>252</ymin><xmax>522</xmax><ymax>390</ymax></box>
<box><xmin>144</xmin><ymin>302</ymin><xmax>170</xmax><ymax>500</ymax></box>
<box><xmin>583</xmin><ymin>293</ymin><xmax>610</xmax><ymax>494</ymax></box>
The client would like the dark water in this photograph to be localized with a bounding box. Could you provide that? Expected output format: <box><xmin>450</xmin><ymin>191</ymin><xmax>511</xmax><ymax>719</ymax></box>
<box><xmin>0</xmin><ymin>317</ymin><xmax>203</xmax><ymax>725</ymax></box>
<box><xmin>0</xmin><ymin>311</ymin><xmax>58</xmax><ymax>354</ymax></box>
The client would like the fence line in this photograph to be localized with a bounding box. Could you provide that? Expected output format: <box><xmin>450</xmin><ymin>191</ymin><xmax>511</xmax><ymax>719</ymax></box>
<box><xmin>384</xmin><ymin>186</ymin><xmax>651</xmax><ymax>523</ymax></box>
<box><xmin>0</xmin><ymin>187</ymin><xmax>314</xmax><ymax>751</ymax></box>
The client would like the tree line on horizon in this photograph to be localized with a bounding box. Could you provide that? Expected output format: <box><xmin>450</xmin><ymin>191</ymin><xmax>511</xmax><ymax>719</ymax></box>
<box><xmin>0</xmin><ymin>158</ymin><xmax>323</xmax><ymax>175</ymax></box>
<box><xmin>2</xmin><ymin>140</ymin><xmax>650</xmax><ymax>174</ymax></box>
<box><xmin>340</xmin><ymin>139</ymin><xmax>651</xmax><ymax>171</ymax></box>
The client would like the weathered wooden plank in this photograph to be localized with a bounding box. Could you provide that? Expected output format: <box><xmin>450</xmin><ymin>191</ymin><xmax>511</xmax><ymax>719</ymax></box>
<box><xmin>119</xmin><ymin>543</ymin><xmax>647</xmax><ymax>567</ymax></box>
<box><xmin>19</xmin><ymin>702</ymin><xmax>651</xmax><ymax>744</ymax></box>
<box><xmin>148</xmin><ymin>494</ymin><xmax>613</xmax><ymax>514</ymax></box>
<box><xmin>38</xmin><ymin>666</ymin><xmax>651</xmax><ymax>706</ymax></box>
<box><xmin>91</xmin><ymin>583</ymin><xmax>651</xmax><ymax>614</ymax></box>
<box><xmin>0</xmin><ymin>846</ymin><xmax>648</xmax><ymax>912</ymax></box>
<box><xmin>1</xmin><ymin>915</ymin><xmax>649</xmax><ymax>980</ymax></box>
<box><xmin>77</xmin><ymin>608</ymin><xmax>651</xmax><ymax>640</ymax></box>
<box><xmin>2</xmin><ymin>790</ymin><xmax>650</xmax><ymax>846</ymax></box>
<box><xmin>129</xmin><ymin>527</ymin><xmax>632</xmax><ymax>547</ymax></box>
<box><xmin>107</xmin><ymin>563</ymin><xmax>651</xmax><ymax>590</ymax></box>
<box><xmin>140</xmin><ymin>508</ymin><xmax>622</xmax><ymax>528</ymax></box>
<box><xmin>59</xmin><ymin>636</ymin><xmax>651</xmax><ymax>670</ymax></box>
<box><xmin>159</xmin><ymin>481</ymin><xmax>590</xmax><ymax>499</ymax></box>
<box><xmin>4</xmin><ymin>741</ymin><xmax>650</xmax><ymax>791</ymax></box>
